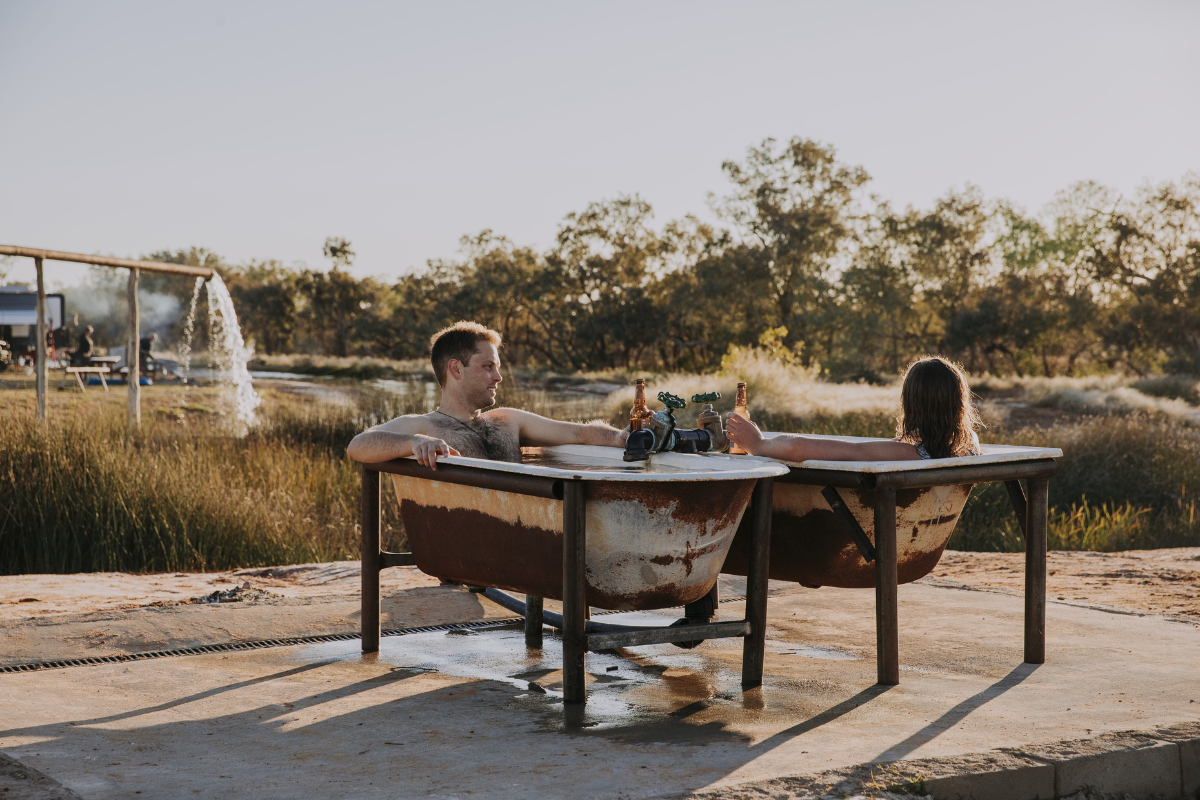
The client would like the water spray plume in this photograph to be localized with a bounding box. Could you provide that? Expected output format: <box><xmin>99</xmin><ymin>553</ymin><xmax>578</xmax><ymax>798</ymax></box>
<box><xmin>206</xmin><ymin>274</ymin><xmax>261</xmax><ymax>432</ymax></box>
<box><xmin>179</xmin><ymin>276</ymin><xmax>204</xmax><ymax>387</ymax></box>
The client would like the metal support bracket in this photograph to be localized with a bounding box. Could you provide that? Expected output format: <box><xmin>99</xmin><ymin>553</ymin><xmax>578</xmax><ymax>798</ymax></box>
<box><xmin>587</xmin><ymin>621</ymin><xmax>750</xmax><ymax>651</ymax></box>
<box><xmin>1005</xmin><ymin>480</ymin><xmax>1029</xmax><ymax>536</ymax></box>
<box><xmin>822</xmin><ymin>486</ymin><xmax>877</xmax><ymax>562</ymax></box>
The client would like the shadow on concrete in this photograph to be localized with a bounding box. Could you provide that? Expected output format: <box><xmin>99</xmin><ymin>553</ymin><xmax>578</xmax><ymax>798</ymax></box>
<box><xmin>69</xmin><ymin>661</ymin><xmax>338</xmax><ymax>726</ymax></box>
<box><xmin>872</xmin><ymin>662</ymin><xmax>1040</xmax><ymax>762</ymax></box>
<box><xmin>753</xmin><ymin>684</ymin><xmax>894</xmax><ymax>749</ymax></box>
<box><xmin>0</xmin><ymin>639</ymin><xmax>1045</xmax><ymax>799</ymax></box>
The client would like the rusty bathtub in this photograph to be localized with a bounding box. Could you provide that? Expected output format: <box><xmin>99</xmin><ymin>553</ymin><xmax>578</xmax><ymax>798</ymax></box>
<box><xmin>357</xmin><ymin>445</ymin><xmax>788</xmax><ymax>704</ymax></box>
<box><xmin>720</xmin><ymin>436</ymin><xmax>1062</xmax><ymax>683</ymax></box>
<box><xmin>389</xmin><ymin>445</ymin><xmax>786</xmax><ymax>609</ymax></box>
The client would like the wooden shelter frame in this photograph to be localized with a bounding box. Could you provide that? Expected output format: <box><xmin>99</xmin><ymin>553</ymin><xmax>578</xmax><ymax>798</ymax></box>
<box><xmin>0</xmin><ymin>245</ymin><xmax>214</xmax><ymax>429</ymax></box>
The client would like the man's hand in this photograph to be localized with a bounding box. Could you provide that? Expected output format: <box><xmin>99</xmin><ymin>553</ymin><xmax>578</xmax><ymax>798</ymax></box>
<box><xmin>412</xmin><ymin>436</ymin><xmax>460</xmax><ymax>470</ymax></box>
<box><xmin>725</xmin><ymin>412</ymin><xmax>764</xmax><ymax>455</ymax></box>
<box><xmin>615</xmin><ymin>425</ymin><xmax>630</xmax><ymax>447</ymax></box>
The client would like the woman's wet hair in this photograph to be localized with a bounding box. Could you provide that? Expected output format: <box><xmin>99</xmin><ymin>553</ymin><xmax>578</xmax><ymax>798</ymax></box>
<box><xmin>896</xmin><ymin>356</ymin><xmax>982</xmax><ymax>459</ymax></box>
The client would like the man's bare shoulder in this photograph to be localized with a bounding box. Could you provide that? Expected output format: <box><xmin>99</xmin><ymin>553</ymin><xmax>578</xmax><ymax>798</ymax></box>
<box><xmin>372</xmin><ymin>413</ymin><xmax>438</xmax><ymax>434</ymax></box>
<box><xmin>484</xmin><ymin>408</ymin><xmax>561</xmax><ymax>432</ymax></box>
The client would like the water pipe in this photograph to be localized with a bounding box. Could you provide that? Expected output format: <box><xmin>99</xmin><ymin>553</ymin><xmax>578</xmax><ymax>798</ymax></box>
<box><xmin>482</xmin><ymin>588</ymin><xmax>686</xmax><ymax>635</ymax></box>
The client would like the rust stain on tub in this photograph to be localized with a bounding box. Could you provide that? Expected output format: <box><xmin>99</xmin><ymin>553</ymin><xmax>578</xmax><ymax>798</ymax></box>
<box><xmin>723</xmin><ymin>482</ymin><xmax>972</xmax><ymax>588</ymax></box>
<box><xmin>389</xmin><ymin>474</ymin><xmax>757</xmax><ymax>611</ymax></box>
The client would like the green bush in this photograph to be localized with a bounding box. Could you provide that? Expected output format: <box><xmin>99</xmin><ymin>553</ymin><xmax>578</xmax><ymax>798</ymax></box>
<box><xmin>1131</xmin><ymin>374</ymin><xmax>1200</xmax><ymax>405</ymax></box>
<box><xmin>950</xmin><ymin>417</ymin><xmax>1200</xmax><ymax>551</ymax></box>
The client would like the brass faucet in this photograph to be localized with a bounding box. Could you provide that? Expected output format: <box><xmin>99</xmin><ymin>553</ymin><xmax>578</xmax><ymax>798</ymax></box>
<box><xmin>623</xmin><ymin>390</ymin><xmax>729</xmax><ymax>461</ymax></box>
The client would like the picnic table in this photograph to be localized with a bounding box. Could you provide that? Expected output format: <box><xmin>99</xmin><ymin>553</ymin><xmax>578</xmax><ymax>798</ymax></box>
<box><xmin>65</xmin><ymin>365</ymin><xmax>111</xmax><ymax>392</ymax></box>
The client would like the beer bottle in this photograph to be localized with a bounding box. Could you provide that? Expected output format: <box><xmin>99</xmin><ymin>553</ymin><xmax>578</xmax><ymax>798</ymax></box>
<box><xmin>729</xmin><ymin>382</ymin><xmax>750</xmax><ymax>454</ymax></box>
<box><xmin>629</xmin><ymin>379</ymin><xmax>652</xmax><ymax>431</ymax></box>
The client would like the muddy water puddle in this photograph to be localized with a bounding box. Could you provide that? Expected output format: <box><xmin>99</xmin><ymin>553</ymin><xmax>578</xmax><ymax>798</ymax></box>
<box><xmin>295</xmin><ymin>613</ymin><xmax>760</xmax><ymax>738</ymax></box>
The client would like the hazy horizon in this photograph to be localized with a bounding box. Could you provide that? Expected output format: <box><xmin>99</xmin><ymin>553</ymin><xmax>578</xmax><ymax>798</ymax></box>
<box><xmin>2</xmin><ymin>1</ymin><xmax>1198</xmax><ymax>290</ymax></box>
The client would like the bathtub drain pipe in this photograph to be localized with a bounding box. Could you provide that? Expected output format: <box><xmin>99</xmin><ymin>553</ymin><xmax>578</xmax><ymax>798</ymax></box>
<box><xmin>482</xmin><ymin>588</ymin><xmax>670</xmax><ymax>635</ymax></box>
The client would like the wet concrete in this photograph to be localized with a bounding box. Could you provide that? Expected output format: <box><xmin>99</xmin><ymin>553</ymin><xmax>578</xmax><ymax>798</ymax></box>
<box><xmin>2</xmin><ymin>576</ymin><xmax>1198</xmax><ymax>799</ymax></box>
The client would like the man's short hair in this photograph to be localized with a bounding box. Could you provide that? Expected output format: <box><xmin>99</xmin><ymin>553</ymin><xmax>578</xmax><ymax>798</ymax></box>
<box><xmin>429</xmin><ymin>321</ymin><xmax>502</xmax><ymax>387</ymax></box>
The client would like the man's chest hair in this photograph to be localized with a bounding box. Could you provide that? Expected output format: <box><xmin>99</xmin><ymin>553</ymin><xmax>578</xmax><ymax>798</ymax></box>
<box><xmin>427</xmin><ymin>413</ymin><xmax>519</xmax><ymax>459</ymax></box>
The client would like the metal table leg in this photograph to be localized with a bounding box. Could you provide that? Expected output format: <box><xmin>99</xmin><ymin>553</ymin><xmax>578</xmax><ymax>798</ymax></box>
<box><xmin>874</xmin><ymin>487</ymin><xmax>899</xmax><ymax>685</ymax></box>
<box><xmin>1025</xmin><ymin>478</ymin><xmax>1049</xmax><ymax>663</ymax></box>
<box><xmin>562</xmin><ymin>480</ymin><xmax>588</xmax><ymax>704</ymax></box>
<box><xmin>741</xmin><ymin>477</ymin><xmax>773</xmax><ymax>688</ymax></box>
<box><xmin>361</xmin><ymin>466</ymin><xmax>381</xmax><ymax>654</ymax></box>
<box><xmin>525</xmin><ymin>595</ymin><xmax>544</xmax><ymax>649</ymax></box>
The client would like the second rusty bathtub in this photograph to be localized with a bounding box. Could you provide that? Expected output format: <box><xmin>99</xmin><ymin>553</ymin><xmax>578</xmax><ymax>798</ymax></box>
<box><xmin>389</xmin><ymin>445</ymin><xmax>788</xmax><ymax>610</ymax></box>
<box><xmin>722</xmin><ymin>437</ymin><xmax>1063</xmax><ymax>588</ymax></box>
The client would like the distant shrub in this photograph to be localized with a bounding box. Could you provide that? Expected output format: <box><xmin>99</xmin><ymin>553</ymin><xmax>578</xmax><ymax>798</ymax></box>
<box><xmin>951</xmin><ymin>416</ymin><xmax>1200</xmax><ymax>551</ymax></box>
<box><xmin>1132</xmin><ymin>374</ymin><xmax>1200</xmax><ymax>405</ymax></box>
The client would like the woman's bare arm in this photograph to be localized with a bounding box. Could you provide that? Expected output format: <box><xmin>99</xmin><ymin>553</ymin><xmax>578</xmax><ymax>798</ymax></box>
<box><xmin>725</xmin><ymin>413</ymin><xmax>920</xmax><ymax>462</ymax></box>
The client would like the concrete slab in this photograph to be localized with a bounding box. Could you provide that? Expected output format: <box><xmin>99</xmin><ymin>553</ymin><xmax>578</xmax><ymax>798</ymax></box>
<box><xmin>2</xmin><ymin>577</ymin><xmax>1198</xmax><ymax>799</ymax></box>
<box><xmin>0</xmin><ymin>752</ymin><xmax>83</xmax><ymax>799</ymax></box>
<box><xmin>1151</xmin><ymin>721</ymin><xmax>1200</xmax><ymax>797</ymax></box>
<box><xmin>0</xmin><ymin>581</ymin><xmax>512</xmax><ymax>668</ymax></box>
<box><xmin>1017</xmin><ymin>731</ymin><xmax>1182</xmax><ymax>798</ymax></box>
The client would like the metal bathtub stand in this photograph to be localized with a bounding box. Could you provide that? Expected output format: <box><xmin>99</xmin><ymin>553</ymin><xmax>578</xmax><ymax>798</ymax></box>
<box><xmin>560</xmin><ymin>477</ymin><xmax>774</xmax><ymax>704</ymax></box>
<box><xmin>786</xmin><ymin>458</ymin><xmax>1055</xmax><ymax>685</ymax></box>
<box><xmin>359</xmin><ymin>463</ymin><xmax>775</xmax><ymax>705</ymax></box>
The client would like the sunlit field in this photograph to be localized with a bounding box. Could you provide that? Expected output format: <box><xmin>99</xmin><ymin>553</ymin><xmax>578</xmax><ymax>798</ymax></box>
<box><xmin>4</xmin><ymin>361</ymin><xmax>1200</xmax><ymax>575</ymax></box>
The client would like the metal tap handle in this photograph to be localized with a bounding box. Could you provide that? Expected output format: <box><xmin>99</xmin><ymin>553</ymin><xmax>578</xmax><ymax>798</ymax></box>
<box><xmin>657</xmin><ymin>391</ymin><xmax>686</xmax><ymax>409</ymax></box>
<box><xmin>691</xmin><ymin>391</ymin><xmax>722</xmax><ymax>403</ymax></box>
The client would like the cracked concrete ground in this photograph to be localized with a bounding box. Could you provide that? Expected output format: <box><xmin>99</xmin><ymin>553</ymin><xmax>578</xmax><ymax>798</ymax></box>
<box><xmin>2</xmin><ymin>560</ymin><xmax>1199</xmax><ymax>799</ymax></box>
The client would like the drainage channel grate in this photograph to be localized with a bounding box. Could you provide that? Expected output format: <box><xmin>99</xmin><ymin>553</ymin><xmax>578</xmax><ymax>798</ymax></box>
<box><xmin>0</xmin><ymin>618</ymin><xmax>521</xmax><ymax>675</ymax></box>
<box><xmin>0</xmin><ymin>595</ymin><xmax>748</xmax><ymax>675</ymax></box>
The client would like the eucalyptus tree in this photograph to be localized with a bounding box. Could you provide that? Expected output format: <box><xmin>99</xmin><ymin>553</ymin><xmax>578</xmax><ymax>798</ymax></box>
<box><xmin>713</xmin><ymin>137</ymin><xmax>869</xmax><ymax>366</ymax></box>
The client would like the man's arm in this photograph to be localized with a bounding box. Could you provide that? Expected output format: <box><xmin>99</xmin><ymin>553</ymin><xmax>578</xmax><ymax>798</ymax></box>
<box><xmin>496</xmin><ymin>408</ymin><xmax>628</xmax><ymax>449</ymax></box>
<box><xmin>346</xmin><ymin>415</ymin><xmax>461</xmax><ymax>469</ymax></box>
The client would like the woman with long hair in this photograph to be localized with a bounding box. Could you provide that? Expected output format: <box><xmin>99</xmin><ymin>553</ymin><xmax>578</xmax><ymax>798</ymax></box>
<box><xmin>725</xmin><ymin>355</ymin><xmax>982</xmax><ymax>461</ymax></box>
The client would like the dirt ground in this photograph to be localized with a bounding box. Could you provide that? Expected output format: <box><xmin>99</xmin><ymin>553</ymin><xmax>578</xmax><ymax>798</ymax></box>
<box><xmin>4</xmin><ymin>548</ymin><xmax>1199</xmax><ymax>622</ymax></box>
<box><xmin>933</xmin><ymin>547</ymin><xmax>1200</xmax><ymax>618</ymax></box>
<box><xmin>0</xmin><ymin>562</ymin><xmax>437</xmax><ymax>621</ymax></box>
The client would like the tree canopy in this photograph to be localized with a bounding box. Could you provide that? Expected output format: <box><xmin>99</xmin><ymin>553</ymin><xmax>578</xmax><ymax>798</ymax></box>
<box><xmin>67</xmin><ymin>138</ymin><xmax>1200</xmax><ymax>380</ymax></box>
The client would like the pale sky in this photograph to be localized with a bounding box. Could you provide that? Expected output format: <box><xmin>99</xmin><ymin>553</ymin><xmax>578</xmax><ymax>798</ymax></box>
<box><xmin>2</xmin><ymin>1</ymin><xmax>1198</xmax><ymax>290</ymax></box>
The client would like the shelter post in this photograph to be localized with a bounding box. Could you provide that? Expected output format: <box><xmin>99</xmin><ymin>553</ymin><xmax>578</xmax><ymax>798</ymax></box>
<box><xmin>127</xmin><ymin>267</ymin><xmax>140</xmax><ymax>429</ymax></box>
<box><xmin>34</xmin><ymin>256</ymin><xmax>47</xmax><ymax>421</ymax></box>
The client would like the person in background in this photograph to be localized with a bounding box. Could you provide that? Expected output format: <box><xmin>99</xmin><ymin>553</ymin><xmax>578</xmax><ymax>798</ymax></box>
<box><xmin>71</xmin><ymin>325</ymin><xmax>94</xmax><ymax>367</ymax></box>
<box><xmin>139</xmin><ymin>331</ymin><xmax>157</xmax><ymax>376</ymax></box>
<box><xmin>726</xmin><ymin>355</ymin><xmax>982</xmax><ymax>462</ymax></box>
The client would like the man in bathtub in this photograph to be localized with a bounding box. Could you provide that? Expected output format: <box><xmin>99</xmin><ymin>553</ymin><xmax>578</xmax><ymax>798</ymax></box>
<box><xmin>347</xmin><ymin>321</ymin><xmax>628</xmax><ymax>468</ymax></box>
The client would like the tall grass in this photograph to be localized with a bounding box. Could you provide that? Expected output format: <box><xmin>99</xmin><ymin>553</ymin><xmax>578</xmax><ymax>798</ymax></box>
<box><xmin>0</xmin><ymin>381</ymin><xmax>609</xmax><ymax>575</ymax></box>
<box><xmin>5</xmin><ymin>367</ymin><xmax>1200</xmax><ymax>574</ymax></box>
<box><xmin>0</xmin><ymin>385</ymin><xmax>422</xmax><ymax>575</ymax></box>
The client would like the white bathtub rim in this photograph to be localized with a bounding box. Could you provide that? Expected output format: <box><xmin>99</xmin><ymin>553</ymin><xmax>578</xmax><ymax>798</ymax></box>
<box><xmin>396</xmin><ymin>444</ymin><xmax>789</xmax><ymax>481</ymax></box>
<box><xmin>754</xmin><ymin>432</ymin><xmax>1062</xmax><ymax>473</ymax></box>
